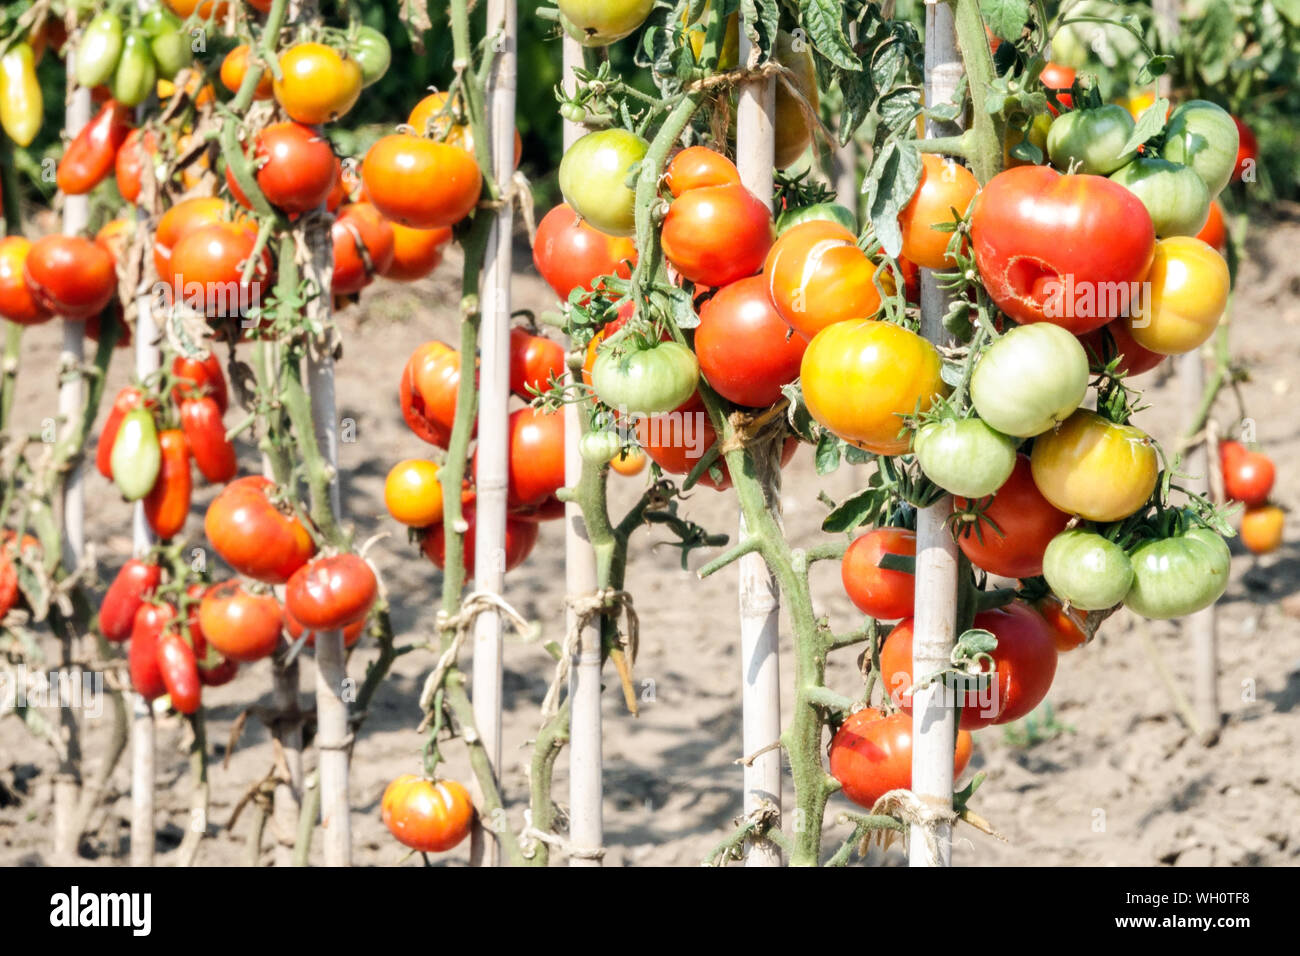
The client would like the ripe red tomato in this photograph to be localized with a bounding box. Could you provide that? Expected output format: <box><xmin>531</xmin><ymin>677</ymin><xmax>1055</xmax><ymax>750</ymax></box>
<box><xmin>331</xmin><ymin>202</ymin><xmax>395</xmax><ymax>295</ymax></box>
<box><xmin>204</xmin><ymin>476</ymin><xmax>316</xmax><ymax>583</ymax></box>
<box><xmin>384</xmin><ymin>222</ymin><xmax>452</xmax><ymax>281</ymax></box>
<box><xmin>284</xmin><ymin>554</ymin><xmax>377</xmax><ymax>631</ymax></box>
<box><xmin>422</xmin><ymin>505</ymin><xmax>539</xmax><ymax>576</ymax></box>
<box><xmin>841</xmin><ymin>527</ymin><xmax>916</xmax><ymax>621</ymax></box>
<box><xmin>1034</xmin><ymin>594</ymin><xmax>1089</xmax><ymax>652</ymax></box>
<box><xmin>694</xmin><ymin>275</ymin><xmax>806</xmax><ymax>407</ymax></box>
<box><xmin>182</xmin><ymin>583</ymin><xmax>239</xmax><ymax>686</ymax></box>
<box><xmin>1196</xmin><ymin>199</ymin><xmax>1227</xmax><ymax>251</ymax></box>
<box><xmin>636</xmin><ymin>400</ymin><xmax>799</xmax><ymax>491</ymax></box>
<box><xmin>129</xmin><ymin>603</ymin><xmax>174</xmax><ymax>700</ymax></box>
<box><xmin>509</xmin><ymin>328</ymin><xmax>565</xmax><ymax>399</ymax></box>
<box><xmin>1231</xmin><ymin>116</ymin><xmax>1257</xmax><ymax>183</ymax></box>
<box><xmin>198</xmin><ymin>580</ymin><xmax>284</xmax><ymax>663</ymax></box>
<box><xmin>180</xmin><ymin>397</ymin><xmax>237</xmax><ymax>484</ymax></box>
<box><xmin>381</xmin><ymin>775</ymin><xmax>474</xmax><ymax>853</ymax></box>
<box><xmin>57</xmin><ymin>99</ymin><xmax>132</xmax><ymax>195</ymax></box>
<box><xmin>662</xmin><ymin>183</ymin><xmax>773</xmax><ymax>287</ymax></box>
<box><xmin>665</xmin><ymin>146</ymin><xmax>741</xmax><ymax>197</ymax></box>
<box><xmin>880</xmin><ymin>601</ymin><xmax>1058</xmax><ymax>730</ymax></box>
<box><xmin>899</xmin><ymin>154</ymin><xmax>978</xmax><ymax>270</ymax></box>
<box><xmin>115</xmin><ymin>128</ymin><xmax>157</xmax><ymax>204</ymax></box>
<box><xmin>153</xmin><ymin>197</ymin><xmax>228</xmax><ymax>279</ymax></box>
<box><xmin>172</xmin><ymin>352</ymin><xmax>229</xmax><ymax>413</ymax></box>
<box><xmin>955</xmin><ymin>454</ymin><xmax>1070</xmax><ymax>578</ymax></box>
<box><xmin>401</xmin><ymin>341</ymin><xmax>469</xmax><ymax>448</ymax></box>
<box><xmin>100</xmin><ymin>558</ymin><xmax>161</xmax><ymax>642</ymax></box>
<box><xmin>170</xmin><ymin>221</ymin><xmax>271</xmax><ymax>318</ymax></box>
<box><xmin>1040</xmin><ymin>62</ymin><xmax>1075</xmax><ymax>113</ymax></box>
<box><xmin>23</xmin><ymin>235</ymin><xmax>117</xmax><ymax>319</ymax></box>
<box><xmin>532</xmin><ymin>203</ymin><xmax>637</xmax><ymax>300</ymax></box>
<box><xmin>473</xmin><ymin>406</ymin><xmax>565</xmax><ymax>510</ymax></box>
<box><xmin>143</xmin><ymin>429</ymin><xmax>192</xmax><ymax>540</ymax></box>
<box><xmin>0</xmin><ymin>236</ymin><xmax>52</xmax><ymax>325</ymax></box>
<box><xmin>763</xmin><ymin>220</ymin><xmax>881</xmax><ymax>340</ymax></box>
<box><xmin>1220</xmin><ymin>441</ymin><xmax>1274</xmax><ymax>507</ymax></box>
<box><xmin>230</xmin><ymin>121</ymin><xmax>337</xmax><ymax>214</ymax></box>
<box><xmin>970</xmin><ymin>165</ymin><xmax>1156</xmax><ymax>333</ymax></box>
<box><xmin>829</xmin><ymin>708</ymin><xmax>973</xmax><ymax>809</ymax></box>
<box><xmin>157</xmin><ymin>630</ymin><xmax>201</xmax><ymax>714</ymax></box>
<box><xmin>361</xmin><ymin>134</ymin><xmax>482</xmax><ymax>229</ymax></box>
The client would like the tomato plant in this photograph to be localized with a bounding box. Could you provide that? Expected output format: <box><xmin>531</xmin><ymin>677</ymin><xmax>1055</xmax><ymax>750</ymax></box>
<box><xmin>829</xmin><ymin>708</ymin><xmax>973</xmax><ymax>810</ymax></box>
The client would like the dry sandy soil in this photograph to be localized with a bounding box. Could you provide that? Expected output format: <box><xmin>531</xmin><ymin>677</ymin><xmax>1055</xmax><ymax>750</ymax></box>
<box><xmin>2</xmin><ymin>212</ymin><xmax>1299</xmax><ymax>868</ymax></box>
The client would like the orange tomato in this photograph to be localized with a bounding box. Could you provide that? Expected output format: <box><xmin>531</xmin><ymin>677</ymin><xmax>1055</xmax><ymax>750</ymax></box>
<box><xmin>383</xmin><ymin>223</ymin><xmax>452</xmax><ymax>281</ymax></box>
<box><xmin>1241</xmin><ymin>505</ymin><xmax>1283</xmax><ymax>555</ymax></box>
<box><xmin>384</xmin><ymin>459</ymin><xmax>444</xmax><ymax>528</ymax></box>
<box><xmin>153</xmin><ymin>197</ymin><xmax>228</xmax><ymax>280</ymax></box>
<box><xmin>609</xmin><ymin>447</ymin><xmax>647</xmax><ymax>476</ymax></box>
<box><xmin>220</xmin><ymin>45</ymin><xmax>274</xmax><ymax>100</ymax></box>
<box><xmin>664</xmin><ymin>146</ymin><xmax>740</xmax><ymax>197</ymax></box>
<box><xmin>763</xmin><ymin>220</ymin><xmax>881</xmax><ymax>340</ymax></box>
<box><xmin>899</xmin><ymin>154</ymin><xmax>978</xmax><ymax>270</ymax></box>
<box><xmin>361</xmin><ymin>134</ymin><xmax>482</xmax><ymax>229</ymax></box>
<box><xmin>381</xmin><ymin>775</ymin><xmax>474</xmax><ymax>853</ymax></box>
<box><xmin>406</xmin><ymin>90</ymin><xmax>521</xmax><ymax>168</ymax></box>
<box><xmin>273</xmin><ymin>43</ymin><xmax>362</xmax><ymax>124</ymax></box>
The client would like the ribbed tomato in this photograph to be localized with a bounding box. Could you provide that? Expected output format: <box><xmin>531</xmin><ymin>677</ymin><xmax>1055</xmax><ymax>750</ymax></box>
<box><xmin>284</xmin><ymin>554</ymin><xmax>377</xmax><ymax>631</ymax></box>
<box><xmin>197</xmin><ymin>581</ymin><xmax>283</xmax><ymax>663</ymax></box>
<box><xmin>694</xmin><ymin>275</ymin><xmax>805</xmax><ymax>407</ymax></box>
<box><xmin>23</xmin><ymin>235</ymin><xmax>117</xmax><ymax>319</ymax></box>
<box><xmin>381</xmin><ymin>775</ymin><xmax>474</xmax><ymax>853</ymax></box>
<box><xmin>204</xmin><ymin>476</ymin><xmax>316</xmax><ymax>583</ymax></box>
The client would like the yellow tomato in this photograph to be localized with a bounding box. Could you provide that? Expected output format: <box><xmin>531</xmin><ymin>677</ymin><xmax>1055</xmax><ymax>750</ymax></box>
<box><xmin>273</xmin><ymin>43</ymin><xmax>362</xmax><ymax>125</ymax></box>
<box><xmin>1030</xmin><ymin>410</ymin><xmax>1158</xmax><ymax>522</ymax></box>
<box><xmin>384</xmin><ymin>459</ymin><xmax>444</xmax><ymax>528</ymax></box>
<box><xmin>1126</xmin><ymin>236</ymin><xmax>1229</xmax><ymax>356</ymax></box>
<box><xmin>1241</xmin><ymin>505</ymin><xmax>1283</xmax><ymax>555</ymax></box>
<box><xmin>610</xmin><ymin>447</ymin><xmax>647</xmax><ymax>477</ymax></box>
<box><xmin>1122</xmin><ymin>90</ymin><xmax>1156</xmax><ymax>121</ymax></box>
<box><xmin>800</xmin><ymin>320</ymin><xmax>946</xmax><ymax>455</ymax></box>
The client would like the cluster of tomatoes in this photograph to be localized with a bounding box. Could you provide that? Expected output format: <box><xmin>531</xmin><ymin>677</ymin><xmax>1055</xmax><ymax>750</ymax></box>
<box><xmin>1221</xmin><ymin>441</ymin><xmax>1283</xmax><ymax>556</ymax></box>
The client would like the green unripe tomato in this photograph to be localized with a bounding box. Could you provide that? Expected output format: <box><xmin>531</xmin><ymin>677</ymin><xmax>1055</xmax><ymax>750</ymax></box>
<box><xmin>970</xmin><ymin>324</ymin><xmax>1089</xmax><ymax>438</ymax></box>
<box><xmin>1109</xmin><ymin>157</ymin><xmax>1211</xmax><ymax>238</ymax></box>
<box><xmin>913</xmin><ymin>418</ymin><xmax>1018</xmax><ymax>498</ymax></box>
<box><xmin>1162</xmin><ymin>100</ymin><xmax>1239</xmax><ymax>199</ymax></box>
<box><xmin>1046</xmin><ymin>104</ymin><xmax>1137</xmax><ymax>175</ymax></box>
<box><xmin>1124</xmin><ymin>526</ymin><xmax>1230</xmax><ymax>619</ymax></box>
<box><xmin>76</xmin><ymin>12</ymin><xmax>125</xmax><ymax>89</ymax></box>
<box><xmin>559</xmin><ymin>129</ymin><xmax>649</xmax><ymax>237</ymax></box>
<box><xmin>1042</xmin><ymin>530</ymin><xmax>1134</xmax><ymax>611</ymax></box>
<box><xmin>579</xmin><ymin>429</ymin><xmax>623</xmax><ymax>465</ymax></box>
<box><xmin>143</xmin><ymin>10</ymin><xmax>192</xmax><ymax>82</ymax></box>
<box><xmin>558</xmin><ymin>0</ymin><xmax>656</xmax><ymax>47</ymax></box>
<box><xmin>111</xmin><ymin>408</ymin><xmax>162</xmax><ymax>502</ymax></box>
<box><xmin>112</xmin><ymin>31</ymin><xmax>157</xmax><ymax>108</ymax></box>
<box><xmin>351</xmin><ymin>27</ymin><xmax>392</xmax><ymax>88</ymax></box>
<box><xmin>776</xmin><ymin>202</ymin><xmax>857</xmax><ymax>235</ymax></box>
<box><xmin>592</xmin><ymin>340</ymin><xmax>699</xmax><ymax>417</ymax></box>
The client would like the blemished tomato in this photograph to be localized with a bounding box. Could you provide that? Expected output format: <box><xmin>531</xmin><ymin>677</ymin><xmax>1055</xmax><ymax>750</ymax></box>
<box><xmin>23</xmin><ymin>236</ymin><xmax>117</xmax><ymax>319</ymax></box>
<box><xmin>763</xmin><ymin>220</ymin><xmax>882</xmax><ymax>340</ymax></box>
<box><xmin>172</xmin><ymin>352</ymin><xmax>229</xmax><ymax>413</ymax></box>
<box><xmin>1241</xmin><ymin>505</ymin><xmax>1284</xmax><ymax>556</ymax></box>
<box><xmin>1034</xmin><ymin>595</ymin><xmax>1090</xmax><ymax>652</ymax></box>
<box><xmin>558</xmin><ymin>129</ymin><xmax>649</xmax><ymax>237</ymax></box>
<box><xmin>665</xmin><ymin>146</ymin><xmax>740</xmax><ymax>197</ymax></box>
<box><xmin>1110</xmin><ymin>157</ymin><xmax>1211</xmax><ymax>238</ymax></box>
<box><xmin>129</xmin><ymin>603</ymin><xmax>174</xmax><ymax>700</ymax></box>
<box><xmin>421</xmin><ymin>506</ymin><xmax>539</xmax><ymax>576</ymax></box>
<box><xmin>157</xmin><ymin>631</ymin><xmax>201</xmax><ymax>714</ymax></box>
<box><xmin>385</xmin><ymin>459</ymin><xmax>444</xmax><ymax>527</ymax></box>
<box><xmin>238</xmin><ymin>122</ymin><xmax>338</xmax><ymax>214</ymax></box>
<box><xmin>829</xmin><ymin>708</ymin><xmax>973</xmax><ymax>810</ymax></box>
<box><xmin>609</xmin><ymin>446</ymin><xmax>647</xmax><ymax>476</ymax></box>
<box><xmin>591</xmin><ymin>339</ymin><xmax>700</xmax><ymax>417</ymax></box>
<box><xmin>332</xmin><ymin>203</ymin><xmax>396</xmax><ymax>295</ymax></box>
<box><xmin>285</xmin><ymin>555</ymin><xmax>377</xmax><ymax>631</ymax></box>
<box><xmin>384</xmin><ymin>223</ymin><xmax>452</xmax><ymax>281</ymax></box>
<box><xmin>153</xmin><ymin>197</ymin><xmax>228</xmax><ymax>279</ymax></box>
<box><xmin>180</xmin><ymin>397</ymin><xmax>237</xmax><ymax>484</ymax></box>
<box><xmin>0</xmin><ymin>237</ymin><xmax>52</xmax><ymax>325</ymax></box>
<box><xmin>879</xmin><ymin>601</ymin><xmax>1058</xmax><ymax>731</ymax></box>
<box><xmin>1039</xmin><ymin>61</ymin><xmax>1076</xmax><ymax>113</ymax></box>
<box><xmin>663</xmin><ymin>184</ymin><xmax>773</xmax><ymax>287</ymax></box>
<box><xmin>1042</xmin><ymin>529</ymin><xmax>1134</xmax><ymax>611</ymax></box>
<box><xmin>1220</xmin><ymin>441</ymin><xmax>1275</xmax><ymax>507</ymax></box>
<box><xmin>56</xmin><ymin>99</ymin><xmax>132</xmax><ymax>195</ymax></box>
<box><xmin>406</xmin><ymin>91</ymin><xmax>522</xmax><ymax>168</ymax></box>
<box><xmin>283</xmin><ymin>604</ymin><xmax>366</xmax><ymax>648</ymax></box>
<box><xmin>381</xmin><ymin>775</ymin><xmax>474</xmax><ymax>853</ymax></box>
<box><xmin>509</xmin><ymin>328</ymin><xmax>566</xmax><ymax>399</ymax></box>
<box><xmin>1125</xmin><ymin>237</ymin><xmax>1229</xmax><ymax>355</ymax></box>
<box><xmin>956</xmin><ymin>455</ymin><xmax>1070</xmax><ymax>579</ymax></box>
<box><xmin>694</xmin><ymin>275</ymin><xmax>806</xmax><ymax>407</ymax></box>
<box><xmin>1231</xmin><ymin>116</ymin><xmax>1258</xmax><ymax>184</ymax></box>
<box><xmin>198</xmin><ymin>581</ymin><xmax>284</xmax><ymax>663</ymax></box>
<box><xmin>1078</xmin><ymin>318</ymin><xmax>1166</xmax><ymax>377</ymax></box>
<box><xmin>220</xmin><ymin>44</ymin><xmax>274</xmax><ymax>100</ymax></box>
<box><xmin>400</xmin><ymin>341</ymin><xmax>459</xmax><ymax>447</ymax></box>
<box><xmin>273</xmin><ymin>42</ymin><xmax>362</xmax><ymax>124</ymax></box>
<box><xmin>143</xmin><ymin>429</ymin><xmax>191</xmax><ymax>540</ymax></box>
<box><xmin>532</xmin><ymin>204</ymin><xmax>637</xmax><ymax>299</ymax></box>
<box><xmin>100</xmin><ymin>558</ymin><xmax>162</xmax><ymax>642</ymax></box>
<box><xmin>1163</xmin><ymin>100</ymin><xmax>1239</xmax><ymax>199</ymax></box>
<box><xmin>361</xmin><ymin>134</ymin><xmax>482</xmax><ymax>229</ymax></box>
<box><xmin>170</xmin><ymin>221</ymin><xmax>270</xmax><ymax>319</ymax></box>
<box><xmin>480</xmin><ymin>406</ymin><xmax>566</xmax><ymax>510</ymax></box>
<box><xmin>840</xmin><ymin>527</ymin><xmax>916</xmax><ymax>621</ymax></box>
<box><xmin>637</xmin><ymin>408</ymin><xmax>798</xmax><ymax>491</ymax></box>
<box><xmin>1030</xmin><ymin>410</ymin><xmax>1159</xmax><ymax>522</ymax></box>
<box><xmin>898</xmin><ymin>154</ymin><xmax>978</xmax><ymax>270</ymax></box>
<box><xmin>1196</xmin><ymin>200</ymin><xmax>1227</xmax><ymax>251</ymax></box>
<box><xmin>970</xmin><ymin>165</ymin><xmax>1155</xmax><ymax>332</ymax></box>
<box><xmin>558</xmin><ymin>0</ymin><xmax>654</xmax><ymax>46</ymax></box>
<box><xmin>913</xmin><ymin>418</ymin><xmax>1018</xmax><ymax>498</ymax></box>
<box><xmin>800</xmin><ymin>320</ymin><xmax>945</xmax><ymax>454</ymax></box>
<box><xmin>1046</xmin><ymin>104</ymin><xmax>1136</xmax><ymax>176</ymax></box>
<box><xmin>204</xmin><ymin>476</ymin><xmax>316</xmax><ymax>584</ymax></box>
<box><xmin>1125</xmin><ymin>525</ymin><xmax>1230</xmax><ymax>619</ymax></box>
<box><xmin>970</xmin><ymin>323</ymin><xmax>1089</xmax><ymax>437</ymax></box>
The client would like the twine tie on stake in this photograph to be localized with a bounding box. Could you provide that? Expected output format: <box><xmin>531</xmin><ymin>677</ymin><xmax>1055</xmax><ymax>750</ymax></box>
<box><xmin>541</xmin><ymin>588</ymin><xmax>640</xmax><ymax>719</ymax></box>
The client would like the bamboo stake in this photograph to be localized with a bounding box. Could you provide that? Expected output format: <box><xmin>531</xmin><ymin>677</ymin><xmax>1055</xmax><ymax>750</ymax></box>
<box><xmin>468</xmin><ymin>0</ymin><xmax>516</xmax><ymax>868</ymax></box>
<box><xmin>834</xmin><ymin>138</ymin><xmax>858</xmax><ymax>215</ymax></box>
<box><xmin>561</xmin><ymin>36</ymin><xmax>603</xmax><ymax>868</ymax></box>
<box><xmin>735</xmin><ymin>17</ymin><xmax>782</xmax><ymax>868</ymax></box>
<box><xmin>910</xmin><ymin>0</ymin><xmax>963</xmax><ymax>869</ymax></box>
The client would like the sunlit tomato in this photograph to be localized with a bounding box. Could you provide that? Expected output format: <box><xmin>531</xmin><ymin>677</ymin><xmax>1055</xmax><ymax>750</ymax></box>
<box><xmin>829</xmin><ymin>708</ymin><xmax>973</xmax><ymax>810</ymax></box>
<box><xmin>331</xmin><ymin>202</ymin><xmax>396</xmax><ymax>295</ymax></box>
<box><xmin>180</xmin><ymin>396</ymin><xmax>238</xmax><ymax>484</ymax></box>
<box><xmin>763</xmin><ymin>221</ymin><xmax>881</xmax><ymax>340</ymax></box>
<box><xmin>385</xmin><ymin>459</ymin><xmax>444</xmax><ymax>528</ymax></box>
<box><xmin>381</xmin><ymin>775</ymin><xmax>474</xmax><ymax>853</ymax></box>
<box><xmin>1030</xmin><ymin>410</ymin><xmax>1159</xmax><ymax>522</ymax></box>
<box><xmin>143</xmin><ymin>429</ymin><xmax>191</xmax><ymax>540</ymax></box>
<box><xmin>1241</xmin><ymin>505</ymin><xmax>1283</xmax><ymax>555</ymax></box>
<box><xmin>56</xmin><ymin>99</ymin><xmax>132</xmax><ymax>195</ymax></box>
<box><xmin>532</xmin><ymin>204</ymin><xmax>636</xmax><ymax>299</ymax></box>
<box><xmin>1195</xmin><ymin>200</ymin><xmax>1227</xmax><ymax>251</ymax></box>
<box><xmin>841</xmin><ymin>527</ymin><xmax>916</xmax><ymax>620</ymax></box>
<box><xmin>474</xmin><ymin>406</ymin><xmax>565</xmax><ymax>510</ymax></box>
<box><xmin>219</xmin><ymin>44</ymin><xmax>273</xmax><ymax>100</ymax></box>
<box><xmin>880</xmin><ymin>601</ymin><xmax>1058</xmax><ymax>730</ymax></box>
<box><xmin>362</xmin><ymin>134</ymin><xmax>482</xmax><ymax>229</ymax></box>
<box><xmin>163</xmin><ymin>0</ymin><xmax>230</xmax><ymax>16</ymax></box>
<box><xmin>198</xmin><ymin>581</ymin><xmax>283</xmax><ymax>663</ymax></box>
<box><xmin>1231</xmin><ymin>116</ymin><xmax>1257</xmax><ymax>184</ymax></box>
<box><xmin>1109</xmin><ymin>156</ymin><xmax>1211</xmax><ymax>238</ymax></box>
<box><xmin>239</xmin><ymin>122</ymin><xmax>338</xmax><ymax>214</ymax></box>
<box><xmin>558</xmin><ymin>129</ymin><xmax>649</xmax><ymax>237</ymax></box>
<box><xmin>970</xmin><ymin>165</ymin><xmax>1156</xmax><ymax>332</ymax></box>
<box><xmin>1125</xmin><ymin>237</ymin><xmax>1229</xmax><ymax>355</ymax></box>
<box><xmin>94</xmin><ymin>217</ymin><xmax>133</xmax><ymax>265</ymax></box>
<box><xmin>23</xmin><ymin>236</ymin><xmax>117</xmax><ymax>319</ymax></box>
<box><xmin>400</xmin><ymin>341</ymin><xmax>461</xmax><ymax>447</ymax></box>
<box><xmin>557</xmin><ymin>0</ymin><xmax>655</xmax><ymax>46</ymax></box>
<box><xmin>153</xmin><ymin>197</ymin><xmax>228</xmax><ymax>279</ymax></box>
<box><xmin>100</xmin><ymin>558</ymin><xmax>162</xmax><ymax>642</ymax></box>
<box><xmin>609</xmin><ymin>446</ymin><xmax>647</xmax><ymax>476</ymax></box>
<box><xmin>114</xmin><ymin>128</ymin><xmax>156</xmax><ymax>204</ymax></box>
<box><xmin>1046</xmin><ymin>104</ymin><xmax>1137</xmax><ymax>176</ymax></box>
<box><xmin>283</xmin><ymin>603</ymin><xmax>365</xmax><ymax>648</ymax></box>
<box><xmin>285</xmin><ymin>554</ymin><xmax>377</xmax><ymax>631</ymax></box>
<box><xmin>325</xmin><ymin>157</ymin><xmax>357</xmax><ymax>212</ymax></box>
<box><xmin>383</xmin><ymin>223</ymin><xmax>451</xmax><ymax>281</ymax></box>
<box><xmin>421</xmin><ymin>506</ymin><xmax>540</xmax><ymax>576</ymax></box>
<box><xmin>1078</xmin><ymin>318</ymin><xmax>1165</xmax><ymax>377</ymax></box>
<box><xmin>1040</xmin><ymin>61</ymin><xmax>1075</xmax><ymax>113</ymax></box>
<box><xmin>694</xmin><ymin>275</ymin><xmax>806</xmax><ymax>407</ymax></box>
<box><xmin>1126</xmin><ymin>525</ymin><xmax>1231</xmax><ymax>619</ymax></box>
<box><xmin>899</xmin><ymin>154</ymin><xmax>978</xmax><ymax>270</ymax></box>
<box><xmin>665</xmin><ymin>146</ymin><xmax>740</xmax><ymax>196</ymax></box>
<box><xmin>662</xmin><ymin>184</ymin><xmax>773</xmax><ymax>287</ymax></box>
<box><xmin>1163</xmin><ymin>100</ymin><xmax>1238</xmax><ymax>199</ymax></box>
<box><xmin>157</xmin><ymin>630</ymin><xmax>201</xmax><ymax>714</ymax></box>
<box><xmin>172</xmin><ymin>352</ymin><xmax>229</xmax><ymax>413</ymax></box>
<box><xmin>1034</xmin><ymin>594</ymin><xmax>1090</xmax><ymax>652</ymax></box>
<box><xmin>129</xmin><ymin>603</ymin><xmax>174</xmax><ymax>700</ymax></box>
<box><xmin>509</xmin><ymin>328</ymin><xmax>565</xmax><ymax>399</ymax></box>
<box><xmin>1042</xmin><ymin>529</ymin><xmax>1134</xmax><ymax>611</ymax></box>
<box><xmin>406</xmin><ymin>90</ymin><xmax>522</xmax><ymax>168</ymax></box>
<box><xmin>0</xmin><ymin>237</ymin><xmax>52</xmax><ymax>325</ymax></box>
<box><xmin>637</xmin><ymin>402</ymin><xmax>799</xmax><ymax>492</ymax></box>
<box><xmin>204</xmin><ymin>476</ymin><xmax>316</xmax><ymax>584</ymax></box>
<box><xmin>800</xmin><ymin>320</ymin><xmax>945</xmax><ymax>454</ymax></box>
<box><xmin>273</xmin><ymin>42</ymin><xmax>362</xmax><ymax>124</ymax></box>
<box><xmin>955</xmin><ymin>455</ymin><xmax>1070</xmax><ymax>579</ymax></box>
<box><xmin>170</xmin><ymin>221</ymin><xmax>271</xmax><ymax>319</ymax></box>
<box><xmin>970</xmin><ymin>323</ymin><xmax>1088</xmax><ymax>438</ymax></box>
<box><xmin>1220</xmin><ymin>441</ymin><xmax>1274</xmax><ymax>507</ymax></box>
<box><xmin>591</xmin><ymin>339</ymin><xmax>699</xmax><ymax>417</ymax></box>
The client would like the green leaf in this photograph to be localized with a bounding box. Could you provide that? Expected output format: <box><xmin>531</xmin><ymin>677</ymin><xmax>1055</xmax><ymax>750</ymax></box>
<box><xmin>660</xmin><ymin>285</ymin><xmax>700</xmax><ymax>329</ymax></box>
<box><xmin>865</xmin><ymin>140</ymin><xmax>923</xmax><ymax>259</ymax></box>
<box><xmin>781</xmin><ymin>381</ymin><xmax>818</xmax><ymax>444</ymax></box>
<box><xmin>981</xmin><ymin>0</ymin><xmax>1031</xmax><ymax>41</ymax></box>
<box><xmin>822</xmin><ymin>486</ymin><xmax>886</xmax><ymax>533</ymax></box>
<box><xmin>814</xmin><ymin>431</ymin><xmax>842</xmax><ymax>475</ymax></box>
<box><xmin>955</xmin><ymin>627</ymin><xmax>998</xmax><ymax>656</ymax></box>
<box><xmin>1275</xmin><ymin>0</ymin><xmax>1300</xmax><ymax>27</ymax></box>
<box><xmin>869</xmin><ymin>36</ymin><xmax>908</xmax><ymax>94</ymax></box>
<box><xmin>803</xmin><ymin>0</ymin><xmax>860</xmax><ymax>70</ymax></box>
<box><xmin>1120</xmin><ymin>97</ymin><xmax>1170</xmax><ymax>155</ymax></box>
